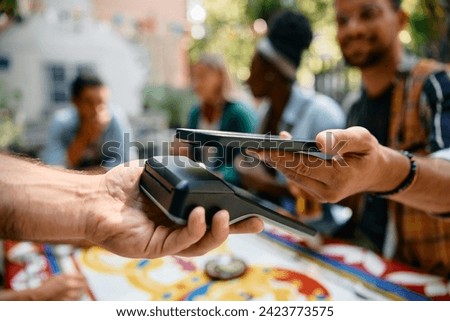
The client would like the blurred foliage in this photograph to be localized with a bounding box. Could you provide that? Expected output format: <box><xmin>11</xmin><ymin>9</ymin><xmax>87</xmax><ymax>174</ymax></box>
<box><xmin>189</xmin><ymin>0</ymin><xmax>256</xmax><ymax>83</ymax></box>
<box><xmin>245</xmin><ymin>0</ymin><xmax>296</xmax><ymax>21</ymax></box>
<box><xmin>142</xmin><ymin>85</ymin><xmax>197</xmax><ymax>128</ymax></box>
<box><xmin>188</xmin><ymin>0</ymin><xmax>449</xmax><ymax>90</ymax></box>
<box><xmin>0</xmin><ymin>0</ymin><xmax>18</xmax><ymax>16</ymax></box>
<box><xmin>408</xmin><ymin>0</ymin><xmax>449</xmax><ymax>61</ymax></box>
<box><xmin>188</xmin><ymin>0</ymin><xmax>345</xmax><ymax>91</ymax></box>
<box><xmin>0</xmin><ymin>81</ymin><xmax>22</xmax><ymax>149</ymax></box>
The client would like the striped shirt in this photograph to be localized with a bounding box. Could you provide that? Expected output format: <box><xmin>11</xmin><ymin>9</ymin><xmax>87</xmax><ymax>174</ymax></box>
<box><xmin>348</xmin><ymin>55</ymin><xmax>450</xmax><ymax>277</ymax></box>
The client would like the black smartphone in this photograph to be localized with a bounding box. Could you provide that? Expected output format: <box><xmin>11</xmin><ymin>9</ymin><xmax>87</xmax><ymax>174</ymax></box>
<box><xmin>140</xmin><ymin>156</ymin><xmax>316</xmax><ymax>237</ymax></box>
<box><xmin>175</xmin><ymin>128</ymin><xmax>330</xmax><ymax>160</ymax></box>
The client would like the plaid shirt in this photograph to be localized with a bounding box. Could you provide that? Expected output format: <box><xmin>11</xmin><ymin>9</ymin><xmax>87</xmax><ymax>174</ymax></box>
<box><xmin>388</xmin><ymin>58</ymin><xmax>450</xmax><ymax>277</ymax></box>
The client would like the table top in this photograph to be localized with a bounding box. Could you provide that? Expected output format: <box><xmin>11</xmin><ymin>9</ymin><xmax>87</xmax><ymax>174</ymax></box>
<box><xmin>3</xmin><ymin>226</ymin><xmax>449</xmax><ymax>301</ymax></box>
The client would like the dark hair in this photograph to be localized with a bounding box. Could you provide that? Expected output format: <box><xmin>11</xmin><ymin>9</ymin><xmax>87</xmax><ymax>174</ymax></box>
<box><xmin>71</xmin><ymin>73</ymin><xmax>104</xmax><ymax>99</ymax></box>
<box><xmin>267</xmin><ymin>10</ymin><xmax>313</xmax><ymax>68</ymax></box>
<box><xmin>391</xmin><ymin>0</ymin><xmax>402</xmax><ymax>10</ymax></box>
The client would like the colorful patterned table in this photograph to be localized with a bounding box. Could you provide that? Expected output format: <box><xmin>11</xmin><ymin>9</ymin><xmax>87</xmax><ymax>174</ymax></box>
<box><xmin>3</xmin><ymin>225</ymin><xmax>449</xmax><ymax>301</ymax></box>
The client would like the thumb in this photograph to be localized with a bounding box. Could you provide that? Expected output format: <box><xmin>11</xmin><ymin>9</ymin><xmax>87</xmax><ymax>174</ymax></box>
<box><xmin>316</xmin><ymin>126</ymin><xmax>376</xmax><ymax>156</ymax></box>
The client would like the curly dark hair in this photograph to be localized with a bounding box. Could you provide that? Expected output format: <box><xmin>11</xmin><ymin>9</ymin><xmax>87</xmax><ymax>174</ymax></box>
<box><xmin>391</xmin><ymin>0</ymin><xmax>403</xmax><ymax>10</ymax></box>
<box><xmin>267</xmin><ymin>10</ymin><xmax>313</xmax><ymax>67</ymax></box>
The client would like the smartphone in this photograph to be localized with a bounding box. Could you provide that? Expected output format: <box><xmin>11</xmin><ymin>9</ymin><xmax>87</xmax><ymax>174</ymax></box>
<box><xmin>175</xmin><ymin>128</ymin><xmax>330</xmax><ymax>160</ymax></box>
<box><xmin>140</xmin><ymin>156</ymin><xmax>317</xmax><ymax>237</ymax></box>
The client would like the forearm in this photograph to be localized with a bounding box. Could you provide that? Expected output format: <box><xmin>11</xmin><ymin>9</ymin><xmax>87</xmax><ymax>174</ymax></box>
<box><xmin>389</xmin><ymin>156</ymin><xmax>450</xmax><ymax>214</ymax></box>
<box><xmin>0</xmin><ymin>289</ymin><xmax>34</xmax><ymax>300</ymax></box>
<box><xmin>0</xmin><ymin>287</ymin><xmax>62</xmax><ymax>300</ymax></box>
<box><xmin>0</xmin><ymin>154</ymin><xmax>100</xmax><ymax>241</ymax></box>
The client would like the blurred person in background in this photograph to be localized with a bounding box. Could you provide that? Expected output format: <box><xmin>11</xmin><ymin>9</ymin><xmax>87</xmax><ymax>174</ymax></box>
<box><xmin>332</xmin><ymin>0</ymin><xmax>450</xmax><ymax>275</ymax></box>
<box><xmin>236</xmin><ymin>10</ymin><xmax>345</xmax><ymax>232</ymax></box>
<box><xmin>41</xmin><ymin>73</ymin><xmax>137</xmax><ymax>171</ymax></box>
<box><xmin>255</xmin><ymin>0</ymin><xmax>450</xmax><ymax>276</ymax></box>
<box><xmin>22</xmin><ymin>72</ymin><xmax>136</xmax><ymax>299</ymax></box>
<box><xmin>0</xmin><ymin>273</ymin><xmax>88</xmax><ymax>301</ymax></box>
<box><xmin>186</xmin><ymin>53</ymin><xmax>258</xmax><ymax>186</ymax></box>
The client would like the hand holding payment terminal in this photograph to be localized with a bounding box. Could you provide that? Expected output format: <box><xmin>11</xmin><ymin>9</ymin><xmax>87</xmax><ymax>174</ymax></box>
<box><xmin>140</xmin><ymin>156</ymin><xmax>316</xmax><ymax>237</ymax></box>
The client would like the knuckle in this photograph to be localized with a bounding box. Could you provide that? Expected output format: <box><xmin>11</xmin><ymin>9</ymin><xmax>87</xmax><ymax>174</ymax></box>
<box><xmin>285</xmin><ymin>170</ymin><xmax>298</xmax><ymax>180</ymax></box>
<box><xmin>297</xmin><ymin>164</ymin><xmax>312</xmax><ymax>177</ymax></box>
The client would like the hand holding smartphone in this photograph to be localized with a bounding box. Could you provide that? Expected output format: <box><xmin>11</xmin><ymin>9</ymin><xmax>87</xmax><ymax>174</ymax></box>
<box><xmin>175</xmin><ymin>128</ymin><xmax>331</xmax><ymax>160</ymax></box>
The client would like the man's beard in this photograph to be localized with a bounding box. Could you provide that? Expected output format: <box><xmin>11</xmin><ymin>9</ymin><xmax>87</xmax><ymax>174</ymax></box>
<box><xmin>342</xmin><ymin>39</ymin><xmax>389</xmax><ymax>69</ymax></box>
<box><xmin>341</xmin><ymin>46</ymin><xmax>388</xmax><ymax>69</ymax></box>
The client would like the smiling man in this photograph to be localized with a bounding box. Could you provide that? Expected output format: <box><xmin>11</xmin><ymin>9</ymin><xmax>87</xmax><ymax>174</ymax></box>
<box><xmin>334</xmin><ymin>0</ymin><xmax>450</xmax><ymax>274</ymax></box>
<box><xmin>253</xmin><ymin>0</ymin><xmax>450</xmax><ymax>277</ymax></box>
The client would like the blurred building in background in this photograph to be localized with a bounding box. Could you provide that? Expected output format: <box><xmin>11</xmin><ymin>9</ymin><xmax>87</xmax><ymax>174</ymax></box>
<box><xmin>3</xmin><ymin>0</ymin><xmax>446</xmax><ymax>155</ymax></box>
<box><xmin>93</xmin><ymin>0</ymin><xmax>190</xmax><ymax>88</ymax></box>
<box><xmin>0</xmin><ymin>0</ymin><xmax>193</xmax><ymax>154</ymax></box>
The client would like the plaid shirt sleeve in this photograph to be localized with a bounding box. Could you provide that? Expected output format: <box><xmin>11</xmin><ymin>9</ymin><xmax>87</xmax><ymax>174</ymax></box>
<box><xmin>423</xmin><ymin>70</ymin><xmax>450</xmax><ymax>151</ymax></box>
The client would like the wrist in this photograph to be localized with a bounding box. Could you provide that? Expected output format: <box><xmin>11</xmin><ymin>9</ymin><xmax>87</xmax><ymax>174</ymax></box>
<box><xmin>24</xmin><ymin>171</ymin><xmax>101</xmax><ymax>241</ymax></box>
<box><xmin>372</xmin><ymin>148</ymin><xmax>415</xmax><ymax>196</ymax></box>
<box><xmin>11</xmin><ymin>288</ymin><xmax>37</xmax><ymax>300</ymax></box>
<box><xmin>76</xmin><ymin>174</ymin><xmax>105</xmax><ymax>242</ymax></box>
<box><xmin>26</xmin><ymin>288</ymin><xmax>43</xmax><ymax>301</ymax></box>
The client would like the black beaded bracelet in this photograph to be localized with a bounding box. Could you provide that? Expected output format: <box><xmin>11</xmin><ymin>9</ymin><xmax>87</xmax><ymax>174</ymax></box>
<box><xmin>373</xmin><ymin>151</ymin><xmax>417</xmax><ymax>197</ymax></box>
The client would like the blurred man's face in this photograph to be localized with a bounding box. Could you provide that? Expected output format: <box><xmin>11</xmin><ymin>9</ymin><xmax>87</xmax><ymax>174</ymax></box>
<box><xmin>73</xmin><ymin>86</ymin><xmax>109</xmax><ymax>120</ymax></box>
<box><xmin>335</xmin><ymin>0</ymin><xmax>403</xmax><ymax>68</ymax></box>
<box><xmin>247</xmin><ymin>53</ymin><xmax>271</xmax><ymax>98</ymax></box>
